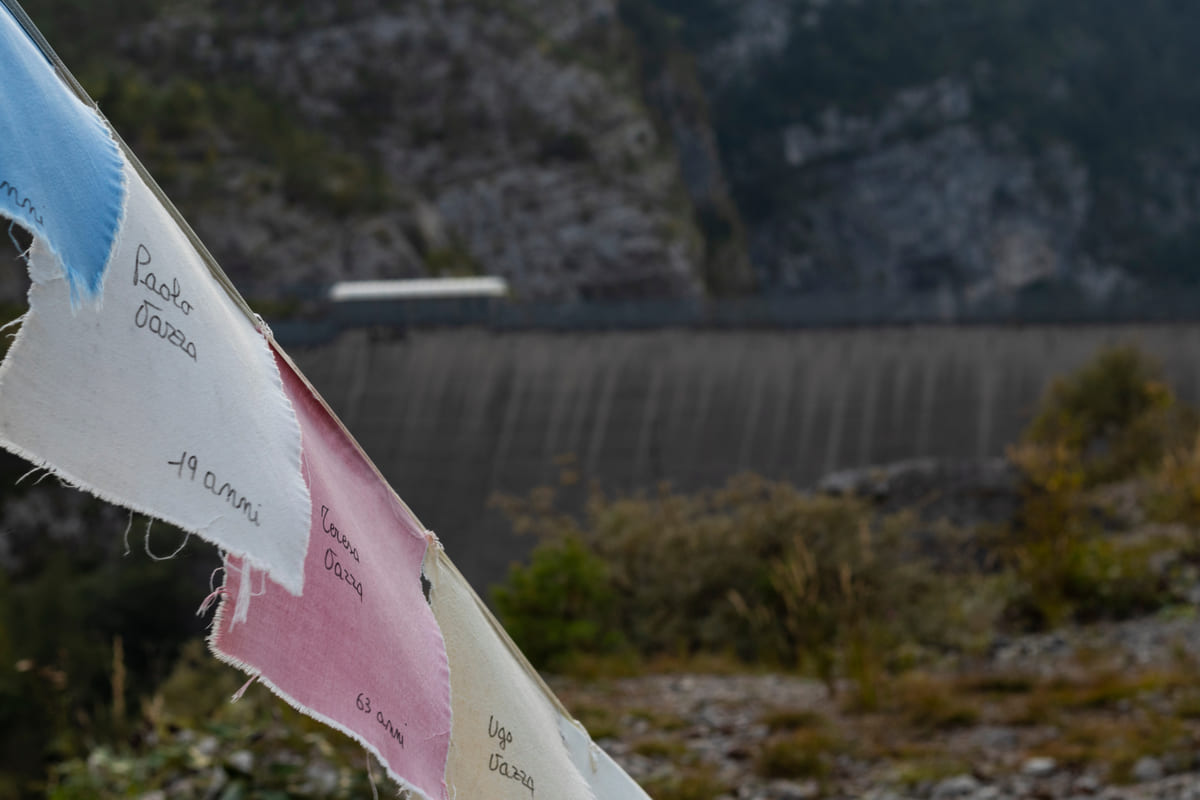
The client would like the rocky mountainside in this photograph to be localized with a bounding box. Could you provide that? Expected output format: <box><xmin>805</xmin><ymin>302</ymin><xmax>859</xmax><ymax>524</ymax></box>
<box><xmin>624</xmin><ymin>0</ymin><xmax>1200</xmax><ymax>300</ymax></box>
<box><xmin>21</xmin><ymin>0</ymin><xmax>726</xmax><ymax>302</ymax></box>
<box><xmin>13</xmin><ymin>0</ymin><xmax>1200</xmax><ymax>304</ymax></box>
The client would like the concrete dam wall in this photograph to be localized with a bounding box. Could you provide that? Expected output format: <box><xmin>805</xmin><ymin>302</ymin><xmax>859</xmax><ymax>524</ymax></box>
<box><xmin>289</xmin><ymin>324</ymin><xmax>1200</xmax><ymax>589</ymax></box>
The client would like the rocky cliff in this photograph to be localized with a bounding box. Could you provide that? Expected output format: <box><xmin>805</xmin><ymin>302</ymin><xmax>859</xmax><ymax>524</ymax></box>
<box><xmin>13</xmin><ymin>0</ymin><xmax>1200</xmax><ymax>305</ymax></box>
<box><xmin>23</xmin><ymin>0</ymin><xmax>712</xmax><ymax>302</ymax></box>
<box><xmin>625</xmin><ymin>0</ymin><xmax>1200</xmax><ymax>300</ymax></box>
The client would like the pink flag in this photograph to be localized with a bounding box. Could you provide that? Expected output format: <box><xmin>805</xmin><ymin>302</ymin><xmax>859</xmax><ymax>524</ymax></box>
<box><xmin>211</xmin><ymin>348</ymin><xmax>451</xmax><ymax>800</ymax></box>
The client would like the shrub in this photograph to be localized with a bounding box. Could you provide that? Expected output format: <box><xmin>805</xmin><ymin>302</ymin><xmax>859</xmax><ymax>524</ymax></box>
<box><xmin>491</xmin><ymin>535</ymin><xmax>626</xmax><ymax>671</ymax></box>
<box><xmin>492</xmin><ymin>475</ymin><xmax>969</xmax><ymax>682</ymax></box>
<box><xmin>1022</xmin><ymin>346</ymin><xmax>1184</xmax><ymax>487</ymax></box>
<box><xmin>1003</xmin><ymin>346</ymin><xmax>1188</xmax><ymax>627</ymax></box>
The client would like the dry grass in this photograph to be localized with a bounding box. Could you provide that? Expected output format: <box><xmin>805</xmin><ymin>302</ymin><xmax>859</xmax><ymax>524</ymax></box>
<box><xmin>891</xmin><ymin>756</ymin><xmax>975</xmax><ymax>788</ymax></box>
<box><xmin>632</xmin><ymin>737</ymin><xmax>690</xmax><ymax>759</ymax></box>
<box><xmin>755</xmin><ymin>729</ymin><xmax>841</xmax><ymax>780</ymax></box>
<box><xmin>568</xmin><ymin>702</ymin><xmax>622</xmax><ymax>740</ymax></box>
<box><xmin>761</xmin><ymin>708</ymin><xmax>830</xmax><ymax>733</ymax></box>
<box><xmin>877</xmin><ymin>673</ymin><xmax>982</xmax><ymax>730</ymax></box>
<box><xmin>629</xmin><ymin>707</ymin><xmax>690</xmax><ymax>732</ymax></box>
<box><xmin>1031</xmin><ymin>711</ymin><xmax>1190</xmax><ymax>783</ymax></box>
<box><xmin>643</xmin><ymin>765</ymin><xmax>730</xmax><ymax>800</ymax></box>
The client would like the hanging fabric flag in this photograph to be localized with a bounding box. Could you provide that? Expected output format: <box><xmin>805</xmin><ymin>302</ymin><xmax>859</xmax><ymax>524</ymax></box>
<box><xmin>0</xmin><ymin>2</ymin><xmax>121</xmax><ymax>303</ymax></box>
<box><xmin>211</xmin><ymin>349</ymin><xmax>452</xmax><ymax>799</ymax></box>
<box><xmin>426</xmin><ymin>550</ymin><xmax>597</xmax><ymax>799</ymax></box>
<box><xmin>0</xmin><ymin>3</ymin><xmax>311</xmax><ymax>594</ymax></box>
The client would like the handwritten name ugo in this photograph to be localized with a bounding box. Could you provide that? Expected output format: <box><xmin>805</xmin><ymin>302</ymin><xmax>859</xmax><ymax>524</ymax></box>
<box><xmin>167</xmin><ymin>450</ymin><xmax>260</xmax><ymax>527</ymax></box>
<box><xmin>489</xmin><ymin>715</ymin><xmax>513</xmax><ymax>750</ymax></box>
<box><xmin>488</xmin><ymin>716</ymin><xmax>534</xmax><ymax>795</ymax></box>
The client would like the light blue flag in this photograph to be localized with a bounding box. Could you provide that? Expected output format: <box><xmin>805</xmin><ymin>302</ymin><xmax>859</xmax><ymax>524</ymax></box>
<box><xmin>0</xmin><ymin>3</ymin><xmax>124</xmax><ymax>302</ymax></box>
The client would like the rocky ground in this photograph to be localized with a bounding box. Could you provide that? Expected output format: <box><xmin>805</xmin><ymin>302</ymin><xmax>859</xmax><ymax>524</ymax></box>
<box><xmin>552</xmin><ymin>612</ymin><xmax>1200</xmax><ymax>800</ymax></box>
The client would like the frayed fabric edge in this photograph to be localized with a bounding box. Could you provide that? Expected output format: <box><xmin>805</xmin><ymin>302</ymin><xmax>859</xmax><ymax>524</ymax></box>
<box><xmin>0</xmin><ymin>297</ymin><xmax>300</xmax><ymax>595</ymax></box>
<box><xmin>0</xmin><ymin>424</ymin><xmax>297</xmax><ymax>591</ymax></box>
<box><xmin>206</xmin><ymin>589</ymin><xmax>449</xmax><ymax>800</ymax></box>
<box><xmin>0</xmin><ymin>113</ymin><xmax>128</xmax><ymax>307</ymax></box>
<box><xmin>83</xmin><ymin>101</ymin><xmax>129</xmax><ymax>306</ymax></box>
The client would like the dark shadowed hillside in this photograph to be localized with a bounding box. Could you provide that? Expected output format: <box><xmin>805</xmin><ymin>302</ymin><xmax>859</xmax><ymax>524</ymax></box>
<box><xmin>623</xmin><ymin>0</ymin><xmax>1200</xmax><ymax>299</ymax></box>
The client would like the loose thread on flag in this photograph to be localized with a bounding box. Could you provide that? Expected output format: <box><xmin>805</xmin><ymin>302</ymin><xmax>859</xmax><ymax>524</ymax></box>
<box><xmin>230</xmin><ymin>561</ymin><xmax>253</xmax><ymax>626</ymax></box>
<box><xmin>6</xmin><ymin>219</ymin><xmax>29</xmax><ymax>260</ymax></box>
<box><xmin>0</xmin><ymin>312</ymin><xmax>25</xmax><ymax>335</ymax></box>
<box><xmin>14</xmin><ymin>465</ymin><xmax>42</xmax><ymax>485</ymax></box>
<box><xmin>122</xmin><ymin>511</ymin><xmax>133</xmax><ymax>556</ymax></box>
<box><xmin>143</xmin><ymin>518</ymin><xmax>191</xmax><ymax>561</ymax></box>
<box><xmin>365</xmin><ymin>751</ymin><xmax>380</xmax><ymax>800</ymax></box>
<box><xmin>231</xmin><ymin>674</ymin><xmax>257</xmax><ymax>703</ymax></box>
<box><xmin>196</xmin><ymin>588</ymin><xmax>225</xmax><ymax>619</ymax></box>
<box><xmin>196</xmin><ymin>565</ymin><xmax>228</xmax><ymax>621</ymax></box>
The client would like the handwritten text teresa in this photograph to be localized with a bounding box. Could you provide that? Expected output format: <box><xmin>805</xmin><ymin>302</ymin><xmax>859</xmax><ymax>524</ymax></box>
<box><xmin>320</xmin><ymin>505</ymin><xmax>363</xmax><ymax>602</ymax></box>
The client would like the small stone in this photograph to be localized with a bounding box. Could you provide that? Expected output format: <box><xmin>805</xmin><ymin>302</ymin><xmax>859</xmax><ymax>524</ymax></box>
<box><xmin>1006</xmin><ymin>776</ymin><xmax>1032</xmax><ymax>798</ymax></box>
<box><xmin>1022</xmin><ymin>757</ymin><xmax>1057</xmax><ymax>778</ymax></box>
<box><xmin>967</xmin><ymin>726</ymin><xmax>1019</xmax><ymax>752</ymax></box>
<box><xmin>1131</xmin><ymin>756</ymin><xmax>1163</xmax><ymax>783</ymax></box>
<box><xmin>967</xmin><ymin>786</ymin><xmax>1002</xmax><ymax>800</ymax></box>
<box><xmin>226</xmin><ymin>750</ymin><xmax>254</xmax><ymax>773</ymax></box>
<box><xmin>206</xmin><ymin>767</ymin><xmax>228</xmax><ymax>794</ymax></box>
<box><xmin>300</xmin><ymin>762</ymin><xmax>338</xmax><ymax>795</ymax></box>
<box><xmin>934</xmin><ymin>774</ymin><xmax>981</xmax><ymax>800</ymax></box>
<box><xmin>1073</xmin><ymin>773</ymin><xmax>1101</xmax><ymax>794</ymax></box>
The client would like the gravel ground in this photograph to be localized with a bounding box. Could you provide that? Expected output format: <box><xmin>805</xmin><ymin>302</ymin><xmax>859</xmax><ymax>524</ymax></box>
<box><xmin>551</xmin><ymin>613</ymin><xmax>1200</xmax><ymax>800</ymax></box>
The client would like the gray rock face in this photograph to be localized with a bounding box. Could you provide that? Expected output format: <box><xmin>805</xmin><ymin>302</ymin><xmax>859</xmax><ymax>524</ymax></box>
<box><xmin>39</xmin><ymin>0</ymin><xmax>1198</xmax><ymax>303</ymax></box>
<box><xmin>117</xmin><ymin>0</ymin><xmax>707</xmax><ymax>300</ymax></box>
<box><xmin>658</xmin><ymin>0</ymin><xmax>1192</xmax><ymax>300</ymax></box>
<box><xmin>730</xmin><ymin>71</ymin><xmax>1106</xmax><ymax>299</ymax></box>
<box><xmin>817</xmin><ymin>458</ymin><xmax>1021</xmax><ymax>529</ymax></box>
<box><xmin>766</xmin><ymin>124</ymin><xmax>1094</xmax><ymax>297</ymax></box>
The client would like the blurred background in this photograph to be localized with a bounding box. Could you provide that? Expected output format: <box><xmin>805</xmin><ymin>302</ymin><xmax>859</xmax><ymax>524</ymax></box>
<box><xmin>8</xmin><ymin>1</ymin><xmax>1200</xmax><ymax>798</ymax></box>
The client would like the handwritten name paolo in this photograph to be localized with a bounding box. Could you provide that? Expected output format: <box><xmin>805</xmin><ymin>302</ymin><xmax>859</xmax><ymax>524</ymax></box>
<box><xmin>488</xmin><ymin>715</ymin><xmax>535</xmax><ymax>795</ymax></box>
<box><xmin>132</xmin><ymin>243</ymin><xmax>197</xmax><ymax>361</ymax></box>
<box><xmin>167</xmin><ymin>450</ymin><xmax>261</xmax><ymax>527</ymax></box>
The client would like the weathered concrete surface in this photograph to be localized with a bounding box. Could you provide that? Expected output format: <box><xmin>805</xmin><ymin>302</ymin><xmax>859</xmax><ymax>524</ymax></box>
<box><xmin>290</xmin><ymin>324</ymin><xmax>1200</xmax><ymax>589</ymax></box>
